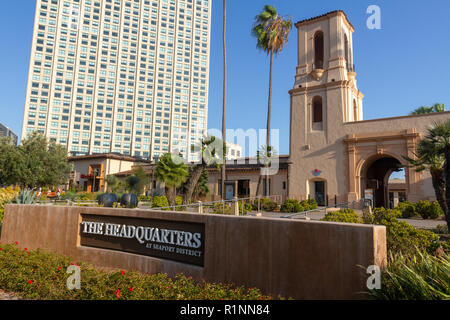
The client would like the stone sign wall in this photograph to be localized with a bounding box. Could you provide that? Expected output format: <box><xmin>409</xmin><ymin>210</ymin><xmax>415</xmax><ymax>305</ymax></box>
<box><xmin>1</xmin><ymin>205</ymin><xmax>386</xmax><ymax>300</ymax></box>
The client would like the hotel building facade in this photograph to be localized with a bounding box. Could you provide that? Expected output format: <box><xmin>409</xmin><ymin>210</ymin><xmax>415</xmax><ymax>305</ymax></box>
<box><xmin>22</xmin><ymin>0</ymin><xmax>211</xmax><ymax>162</ymax></box>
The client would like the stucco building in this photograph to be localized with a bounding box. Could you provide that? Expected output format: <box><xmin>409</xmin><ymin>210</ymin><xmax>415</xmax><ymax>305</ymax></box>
<box><xmin>287</xmin><ymin>10</ymin><xmax>450</xmax><ymax>207</ymax></box>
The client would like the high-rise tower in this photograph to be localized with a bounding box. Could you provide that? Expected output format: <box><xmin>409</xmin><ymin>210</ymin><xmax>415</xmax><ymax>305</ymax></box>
<box><xmin>22</xmin><ymin>0</ymin><xmax>211</xmax><ymax>162</ymax></box>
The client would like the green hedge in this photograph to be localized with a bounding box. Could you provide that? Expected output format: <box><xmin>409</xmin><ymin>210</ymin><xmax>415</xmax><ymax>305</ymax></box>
<box><xmin>151</xmin><ymin>196</ymin><xmax>183</xmax><ymax>211</ymax></box>
<box><xmin>280</xmin><ymin>199</ymin><xmax>318</xmax><ymax>213</ymax></box>
<box><xmin>364</xmin><ymin>207</ymin><xmax>440</xmax><ymax>256</ymax></box>
<box><xmin>0</xmin><ymin>243</ymin><xmax>274</xmax><ymax>300</ymax></box>
<box><xmin>396</xmin><ymin>200</ymin><xmax>444</xmax><ymax>220</ymax></box>
<box><xmin>252</xmin><ymin>199</ymin><xmax>278</xmax><ymax>212</ymax></box>
<box><xmin>321</xmin><ymin>209</ymin><xmax>363</xmax><ymax>224</ymax></box>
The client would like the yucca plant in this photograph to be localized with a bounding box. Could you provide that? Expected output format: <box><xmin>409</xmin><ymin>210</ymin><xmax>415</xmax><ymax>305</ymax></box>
<box><xmin>13</xmin><ymin>189</ymin><xmax>39</xmax><ymax>205</ymax></box>
<box><xmin>369</xmin><ymin>250</ymin><xmax>450</xmax><ymax>300</ymax></box>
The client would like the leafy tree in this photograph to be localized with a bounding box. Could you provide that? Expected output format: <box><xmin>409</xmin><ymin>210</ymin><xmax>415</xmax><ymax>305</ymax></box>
<box><xmin>0</xmin><ymin>137</ymin><xmax>24</xmax><ymax>186</ymax></box>
<box><xmin>154</xmin><ymin>153</ymin><xmax>188</xmax><ymax>207</ymax></box>
<box><xmin>131</xmin><ymin>164</ymin><xmax>149</xmax><ymax>195</ymax></box>
<box><xmin>411</xmin><ymin>103</ymin><xmax>445</xmax><ymax>115</ymax></box>
<box><xmin>252</xmin><ymin>5</ymin><xmax>292</xmax><ymax>196</ymax></box>
<box><xmin>0</xmin><ymin>132</ymin><xmax>72</xmax><ymax>188</ymax></box>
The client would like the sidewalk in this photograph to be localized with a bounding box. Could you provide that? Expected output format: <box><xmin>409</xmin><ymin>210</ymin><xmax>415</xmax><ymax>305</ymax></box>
<box><xmin>260</xmin><ymin>210</ymin><xmax>445</xmax><ymax>230</ymax></box>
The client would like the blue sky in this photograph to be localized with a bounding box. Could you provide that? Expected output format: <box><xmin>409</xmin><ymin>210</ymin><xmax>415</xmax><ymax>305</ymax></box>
<box><xmin>0</xmin><ymin>0</ymin><xmax>449</xmax><ymax>157</ymax></box>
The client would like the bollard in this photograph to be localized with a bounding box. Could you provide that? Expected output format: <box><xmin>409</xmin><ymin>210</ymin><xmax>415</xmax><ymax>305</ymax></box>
<box><xmin>232</xmin><ymin>197</ymin><xmax>240</xmax><ymax>216</ymax></box>
<box><xmin>197</xmin><ymin>201</ymin><xmax>203</xmax><ymax>214</ymax></box>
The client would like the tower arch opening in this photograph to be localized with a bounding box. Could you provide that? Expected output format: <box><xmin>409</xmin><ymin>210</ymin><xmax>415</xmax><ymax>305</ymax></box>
<box><xmin>361</xmin><ymin>155</ymin><xmax>405</xmax><ymax>208</ymax></box>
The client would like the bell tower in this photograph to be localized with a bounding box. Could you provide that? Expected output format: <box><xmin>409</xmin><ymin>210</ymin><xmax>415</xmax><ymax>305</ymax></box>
<box><xmin>290</xmin><ymin>11</ymin><xmax>364</xmax><ymax>141</ymax></box>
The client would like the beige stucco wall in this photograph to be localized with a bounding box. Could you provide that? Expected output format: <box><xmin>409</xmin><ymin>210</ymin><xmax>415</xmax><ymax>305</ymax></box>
<box><xmin>71</xmin><ymin>158</ymin><xmax>141</xmax><ymax>192</ymax></box>
<box><xmin>288</xmin><ymin>11</ymin><xmax>450</xmax><ymax>204</ymax></box>
<box><xmin>207</xmin><ymin>170</ymin><xmax>288</xmax><ymax>202</ymax></box>
<box><xmin>1</xmin><ymin>205</ymin><xmax>387</xmax><ymax>300</ymax></box>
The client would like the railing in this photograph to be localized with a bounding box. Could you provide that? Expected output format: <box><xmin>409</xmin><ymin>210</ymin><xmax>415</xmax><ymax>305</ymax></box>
<box><xmin>280</xmin><ymin>199</ymin><xmax>367</xmax><ymax>220</ymax></box>
<box><xmin>36</xmin><ymin>196</ymin><xmax>284</xmax><ymax>216</ymax></box>
<box><xmin>141</xmin><ymin>195</ymin><xmax>283</xmax><ymax>215</ymax></box>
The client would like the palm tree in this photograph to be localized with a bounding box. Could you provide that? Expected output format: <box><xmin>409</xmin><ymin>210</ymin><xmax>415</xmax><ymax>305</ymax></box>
<box><xmin>255</xmin><ymin>145</ymin><xmax>278</xmax><ymax>196</ymax></box>
<box><xmin>154</xmin><ymin>153</ymin><xmax>188</xmax><ymax>207</ymax></box>
<box><xmin>105</xmin><ymin>175</ymin><xmax>118</xmax><ymax>193</ymax></box>
<box><xmin>183</xmin><ymin>136</ymin><xmax>221</xmax><ymax>205</ymax></box>
<box><xmin>411</xmin><ymin>103</ymin><xmax>445</xmax><ymax>115</ymax></box>
<box><xmin>425</xmin><ymin>121</ymin><xmax>450</xmax><ymax>230</ymax></box>
<box><xmin>252</xmin><ymin>5</ymin><xmax>292</xmax><ymax>197</ymax></box>
<box><xmin>221</xmin><ymin>0</ymin><xmax>227</xmax><ymax>201</ymax></box>
<box><xmin>403</xmin><ymin>138</ymin><xmax>447</xmax><ymax>215</ymax></box>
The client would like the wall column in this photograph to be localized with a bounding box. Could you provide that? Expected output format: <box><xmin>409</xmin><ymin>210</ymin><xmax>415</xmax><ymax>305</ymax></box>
<box><xmin>346</xmin><ymin>136</ymin><xmax>358</xmax><ymax>202</ymax></box>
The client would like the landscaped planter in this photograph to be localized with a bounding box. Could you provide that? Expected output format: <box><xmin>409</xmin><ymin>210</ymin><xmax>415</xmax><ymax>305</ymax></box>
<box><xmin>120</xmin><ymin>194</ymin><xmax>138</xmax><ymax>209</ymax></box>
<box><xmin>98</xmin><ymin>193</ymin><xmax>118</xmax><ymax>208</ymax></box>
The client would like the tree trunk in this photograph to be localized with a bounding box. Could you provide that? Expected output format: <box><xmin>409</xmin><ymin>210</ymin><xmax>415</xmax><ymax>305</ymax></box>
<box><xmin>256</xmin><ymin>174</ymin><xmax>262</xmax><ymax>197</ymax></box>
<box><xmin>165</xmin><ymin>186</ymin><xmax>176</xmax><ymax>208</ymax></box>
<box><xmin>265</xmin><ymin>50</ymin><xmax>274</xmax><ymax>198</ymax></box>
<box><xmin>221</xmin><ymin>0</ymin><xmax>227</xmax><ymax>201</ymax></box>
<box><xmin>430</xmin><ymin>168</ymin><xmax>447</xmax><ymax>215</ymax></box>
<box><xmin>444</xmin><ymin>146</ymin><xmax>450</xmax><ymax>231</ymax></box>
<box><xmin>183</xmin><ymin>164</ymin><xmax>207</xmax><ymax>205</ymax></box>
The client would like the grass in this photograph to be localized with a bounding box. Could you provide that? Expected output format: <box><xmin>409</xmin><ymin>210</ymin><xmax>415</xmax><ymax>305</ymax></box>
<box><xmin>369</xmin><ymin>250</ymin><xmax>450</xmax><ymax>300</ymax></box>
<box><xmin>0</xmin><ymin>243</ymin><xmax>274</xmax><ymax>300</ymax></box>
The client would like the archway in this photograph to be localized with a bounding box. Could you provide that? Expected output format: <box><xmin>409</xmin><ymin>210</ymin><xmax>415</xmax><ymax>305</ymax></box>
<box><xmin>362</xmin><ymin>156</ymin><xmax>403</xmax><ymax>208</ymax></box>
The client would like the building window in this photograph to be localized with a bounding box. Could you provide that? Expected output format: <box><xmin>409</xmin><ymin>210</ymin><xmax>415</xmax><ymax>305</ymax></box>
<box><xmin>314</xmin><ymin>31</ymin><xmax>324</xmax><ymax>69</ymax></box>
<box><xmin>312</xmin><ymin>96</ymin><xmax>323</xmax><ymax>123</ymax></box>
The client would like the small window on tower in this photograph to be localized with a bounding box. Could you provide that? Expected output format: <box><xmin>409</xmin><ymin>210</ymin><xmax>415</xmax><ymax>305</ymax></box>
<box><xmin>313</xmin><ymin>96</ymin><xmax>323</xmax><ymax>123</ymax></box>
<box><xmin>314</xmin><ymin>31</ymin><xmax>324</xmax><ymax>69</ymax></box>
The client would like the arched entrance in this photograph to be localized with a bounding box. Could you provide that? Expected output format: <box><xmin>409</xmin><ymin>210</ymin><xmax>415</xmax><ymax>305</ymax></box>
<box><xmin>361</xmin><ymin>156</ymin><xmax>404</xmax><ymax>208</ymax></box>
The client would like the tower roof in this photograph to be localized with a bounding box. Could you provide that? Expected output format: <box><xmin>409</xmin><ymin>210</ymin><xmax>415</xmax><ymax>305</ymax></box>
<box><xmin>295</xmin><ymin>10</ymin><xmax>354</xmax><ymax>31</ymax></box>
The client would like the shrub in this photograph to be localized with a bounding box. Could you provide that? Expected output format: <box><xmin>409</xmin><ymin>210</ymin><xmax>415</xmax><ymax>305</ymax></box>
<box><xmin>306</xmin><ymin>199</ymin><xmax>318</xmax><ymax>210</ymax></box>
<box><xmin>239</xmin><ymin>202</ymin><xmax>253</xmax><ymax>215</ymax></box>
<box><xmin>0</xmin><ymin>243</ymin><xmax>274</xmax><ymax>300</ymax></box>
<box><xmin>367</xmin><ymin>207</ymin><xmax>439</xmax><ymax>255</ymax></box>
<box><xmin>321</xmin><ymin>209</ymin><xmax>363</xmax><ymax>224</ymax></box>
<box><xmin>262</xmin><ymin>199</ymin><xmax>278</xmax><ymax>212</ymax></box>
<box><xmin>385</xmin><ymin>220</ymin><xmax>440</xmax><ymax>255</ymax></box>
<box><xmin>428</xmin><ymin>201</ymin><xmax>444</xmax><ymax>220</ymax></box>
<box><xmin>151</xmin><ymin>196</ymin><xmax>169</xmax><ymax>210</ymax></box>
<box><xmin>280</xmin><ymin>199</ymin><xmax>303</xmax><ymax>213</ymax></box>
<box><xmin>372</xmin><ymin>207</ymin><xmax>402</xmax><ymax>223</ymax></box>
<box><xmin>396</xmin><ymin>201</ymin><xmax>417</xmax><ymax>219</ymax></box>
<box><xmin>416</xmin><ymin>201</ymin><xmax>432</xmax><ymax>220</ymax></box>
<box><xmin>432</xmin><ymin>224</ymin><xmax>449</xmax><ymax>235</ymax></box>
<box><xmin>212</xmin><ymin>202</ymin><xmax>231</xmax><ymax>215</ymax></box>
<box><xmin>251</xmin><ymin>198</ymin><xmax>278</xmax><ymax>212</ymax></box>
<box><xmin>369</xmin><ymin>250</ymin><xmax>450</xmax><ymax>300</ymax></box>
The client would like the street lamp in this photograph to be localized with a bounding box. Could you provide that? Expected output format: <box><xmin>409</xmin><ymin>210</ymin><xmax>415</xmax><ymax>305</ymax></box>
<box><xmin>150</xmin><ymin>155</ymin><xmax>160</xmax><ymax>197</ymax></box>
<box><xmin>93</xmin><ymin>168</ymin><xmax>100</xmax><ymax>193</ymax></box>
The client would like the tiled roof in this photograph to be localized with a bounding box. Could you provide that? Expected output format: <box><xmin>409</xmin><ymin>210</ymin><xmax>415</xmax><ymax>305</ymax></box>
<box><xmin>68</xmin><ymin>153</ymin><xmax>149</xmax><ymax>163</ymax></box>
<box><xmin>295</xmin><ymin>10</ymin><xmax>354</xmax><ymax>30</ymax></box>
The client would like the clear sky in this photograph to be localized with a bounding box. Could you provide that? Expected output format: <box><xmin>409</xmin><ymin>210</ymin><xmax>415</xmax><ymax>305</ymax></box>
<box><xmin>0</xmin><ymin>0</ymin><xmax>449</xmax><ymax>157</ymax></box>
